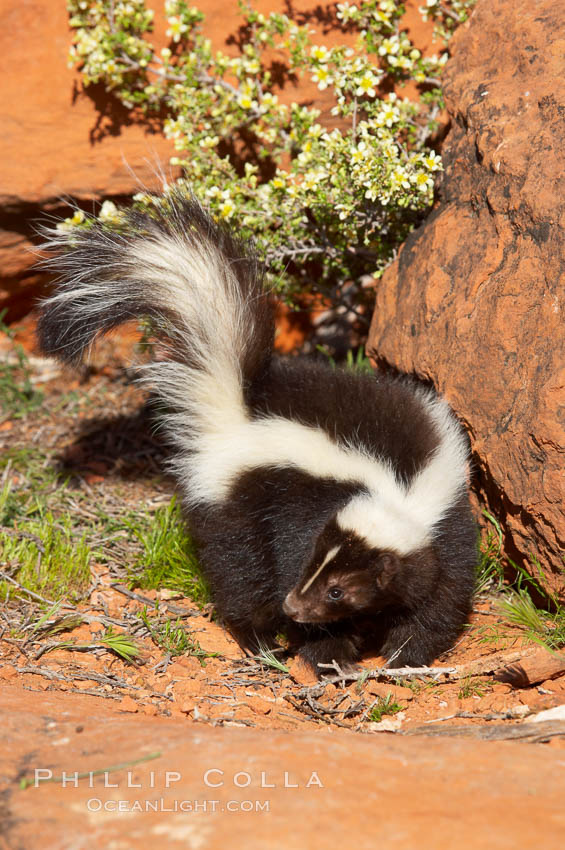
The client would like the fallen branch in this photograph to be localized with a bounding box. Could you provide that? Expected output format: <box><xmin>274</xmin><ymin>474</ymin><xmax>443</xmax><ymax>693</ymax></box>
<box><xmin>494</xmin><ymin>647</ymin><xmax>565</xmax><ymax>687</ymax></box>
<box><xmin>425</xmin><ymin>706</ymin><xmax>530</xmax><ymax>724</ymax></box>
<box><xmin>284</xmin><ymin>694</ymin><xmax>352</xmax><ymax>728</ymax></box>
<box><xmin>110</xmin><ymin>583</ymin><xmax>200</xmax><ymax>618</ymax></box>
<box><xmin>15</xmin><ymin>665</ymin><xmax>172</xmax><ymax>699</ymax></box>
<box><xmin>314</xmin><ymin>649</ymin><xmax>540</xmax><ymax>688</ymax></box>
<box><xmin>0</xmin><ymin>571</ymin><xmax>54</xmax><ymax>606</ymax></box>
<box><xmin>403</xmin><ymin>720</ymin><xmax>565</xmax><ymax>743</ymax></box>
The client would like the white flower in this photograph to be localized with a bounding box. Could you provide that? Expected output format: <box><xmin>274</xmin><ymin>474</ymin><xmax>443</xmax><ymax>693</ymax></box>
<box><xmin>413</xmin><ymin>172</ymin><xmax>434</xmax><ymax>191</ymax></box>
<box><xmin>99</xmin><ymin>200</ymin><xmax>122</xmax><ymax>223</ymax></box>
<box><xmin>56</xmin><ymin>209</ymin><xmax>85</xmax><ymax>232</ymax></box>
<box><xmin>336</xmin><ymin>3</ymin><xmax>358</xmax><ymax>22</ymax></box>
<box><xmin>297</xmin><ymin>150</ymin><xmax>313</xmax><ymax>166</ymax></box>
<box><xmin>261</xmin><ymin>92</ymin><xmax>279</xmax><ymax>108</ymax></box>
<box><xmin>391</xmin><ymin>168</ymin><xmax>411</xmax><ymax>189</ymax></box>
<box><xmin>373</xmin><ymin>10</ymin><xmax>391</xmax><ymax>24</ymax></box>
<box><xmin>378</xmin><ymin>36</ymin><xmax>400</xmax><ymax>57</ymax></box>
<box><xmin>243</xmin><ymin>58</ymin><xmax>261</xmax><ymax>74</ymax></box>
<box><xmin>310</xmin><ymin>45</ymin><xmax>330</xmax><ymax>62</ymax></box>
<box><xmin>376</xmin><ymin>105</ymin><xmax>400</xmax><ymax>128</ymax></box>
<box><xmin>356</xmin><ymin>71</ymin><xmax>379</xmax><ymax>98</ymax></box>
<box><xmin>166</xmin><ymin>16</ymin><xmax>188</xmax><ymax>43</ymax></box>
<box><xmin>238</xmin><ymin>93</ymin><xmax>257</xmax><ymax>110</ymax></box>
<box><xmin>312</xmin><ymin>66</ymin><xmax>332</xmax><ymax>90</ymax></box>
<box><xmin>302</xmin><ymin>168</ymin><xmax>328</xmax><ymax>190</ymax></box>
<box><xmin>350</xmin><ymin>141</ymin><xmax>370</xmax><ymax>164</ymax></box>
<box><xmin>395</xmin><ymin>56</ymin><xmax>413</xmax><ymax>71</ymax></box>
<box><xmin>199</xmin><ymin>135</ymin><xmax>219</xmax><ymax>149</ymax></box>
<box><xmin>219</xmin><ymin>199</ymin><xmax>235</xmax><ymax>218</ymax></box>
<box><xmin>423</xmin><ymin>151</ymin><xmax>442</xmax><ymax>171</ymax></box>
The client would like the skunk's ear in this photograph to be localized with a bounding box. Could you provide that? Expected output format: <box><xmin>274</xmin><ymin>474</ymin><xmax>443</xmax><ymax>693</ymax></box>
<box><xmin>374</xmin><ymin>552</ymin><xmax>400</xmax><ymax>590</ymax></box>
<box><xmin>308</xmin><ymin>516</ymin><xmax>341</xmax><ymax>560</ymax></box>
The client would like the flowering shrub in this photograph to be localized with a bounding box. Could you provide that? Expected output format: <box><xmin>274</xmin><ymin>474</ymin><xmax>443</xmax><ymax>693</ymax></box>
<box><xmin>65</xmin><ymin>0</ymin><xmax>475</xmax><ymax>305</ymax></box>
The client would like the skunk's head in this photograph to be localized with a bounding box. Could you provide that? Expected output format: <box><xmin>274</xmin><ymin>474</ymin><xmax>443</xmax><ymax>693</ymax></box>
<box><xmin>282</xmin><ymin>518</ymin><xmax>438</xmax><ymax>625</ymax></box>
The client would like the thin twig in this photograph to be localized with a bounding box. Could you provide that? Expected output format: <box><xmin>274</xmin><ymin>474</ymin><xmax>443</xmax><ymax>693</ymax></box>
<box><xmin>15</xmin><ymin>665</ymin><xmax>172</xmax><ymax>699</ymax></box>
<box><xmin>0</xmin><ymin>572</ymin><xmax>54</xmax><ymax>606</ymax></box>
<box><xmin>284</xmin><ymin>693</ymin><xmax>352</xmax><ymax>728</ymax></box>
<box><xmin>110</xmin><ymin>583</ymin><xmax>199</xmax><ymax>617</ymax></box>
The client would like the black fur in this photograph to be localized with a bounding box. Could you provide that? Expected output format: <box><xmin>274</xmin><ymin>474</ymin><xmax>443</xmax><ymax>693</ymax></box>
<box><xmin>189</xmin><ymin>466</ymin><xmax>476</xmax><ymax>671</ymax></box>
<box><xmin>249</xmin><ymin>358</ymin><xmax>441</xmax><ymax>485</ymax></box>
<box><xmin>37</xmin><ymin>191</ymin><xmax>477</xmax><ymax>676</ymax></box>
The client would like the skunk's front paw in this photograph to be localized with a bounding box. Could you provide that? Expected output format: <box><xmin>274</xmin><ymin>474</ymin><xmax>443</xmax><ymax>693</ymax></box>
<box><xmin>298</xmin><ymin>635</ymin><xmax>361</xmax><ymax>679</ymax></box>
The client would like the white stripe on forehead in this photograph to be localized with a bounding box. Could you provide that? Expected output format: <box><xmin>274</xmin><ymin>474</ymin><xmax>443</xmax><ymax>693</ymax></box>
<box><xmin>300</xmin><ymin>545</ymin><xmax>341</xmax><ymax>594</ymax></box>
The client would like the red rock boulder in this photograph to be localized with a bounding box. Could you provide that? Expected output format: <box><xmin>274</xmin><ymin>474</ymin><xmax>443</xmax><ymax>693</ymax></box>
<box><xmin>367</xmin><ymin>0</ymin><xmax>565</xmax><ymax>594</ymax></box>
<box><xmin>0</xmin><ymin>0</ymin><xmax>180</xmax><ymax>320</ymax></box>
<box><xmin>0</xmin><ymin>0</ymin><xmax>435</xmax><ymax>320</ymax></box>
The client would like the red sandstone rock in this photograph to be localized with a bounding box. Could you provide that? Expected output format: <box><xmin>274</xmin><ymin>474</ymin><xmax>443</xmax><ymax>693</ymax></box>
<box><xmin>2</xmin><ymin>683</ymin><xmax>565</xmax><ymax>849</ymax></box>
<box><xmin>0</xmin><ymin>0</ymin><xmax>435</xmax><ymax>319</ymax></box>
<box><xmin>0</xmin><ymin>1</ymin><xmax>175</xmax><ymax>319</ymax></box>
<box><xmin>368</xmin><ymin>0</ymin><xmax>565</xmax><ymax>593</ymax></box>
<box><xmin>0</xmin><ymin>3</ymin><xmax>174</xmax><ymax>209</ymax></box>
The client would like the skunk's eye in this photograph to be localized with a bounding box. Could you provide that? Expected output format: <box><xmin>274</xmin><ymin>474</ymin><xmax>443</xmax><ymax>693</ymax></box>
<box><xmin>328</xmin><ymin>587</ymin><xmax>344</xmax><ymax>601</ymax></box>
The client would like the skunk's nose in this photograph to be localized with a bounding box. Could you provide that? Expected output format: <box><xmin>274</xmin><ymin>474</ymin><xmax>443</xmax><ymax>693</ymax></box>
<box><xmin>282</xmin><ymin>595</ymin><xmax>298</xmax><ymax>618</ymax></box>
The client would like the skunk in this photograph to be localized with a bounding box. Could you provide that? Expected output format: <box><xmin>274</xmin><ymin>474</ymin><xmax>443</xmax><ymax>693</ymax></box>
<box><xmin>37</xmin><ymin>192</ymin><xmax>477</xmax><ymax>675</ymax></box>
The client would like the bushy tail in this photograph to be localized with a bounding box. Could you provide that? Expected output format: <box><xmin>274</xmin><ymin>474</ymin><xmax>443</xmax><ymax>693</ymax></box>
<box><xmin>38</xmin><ymin>191</ymin><xmax>274</xmax><ymax>457</ymax></box>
